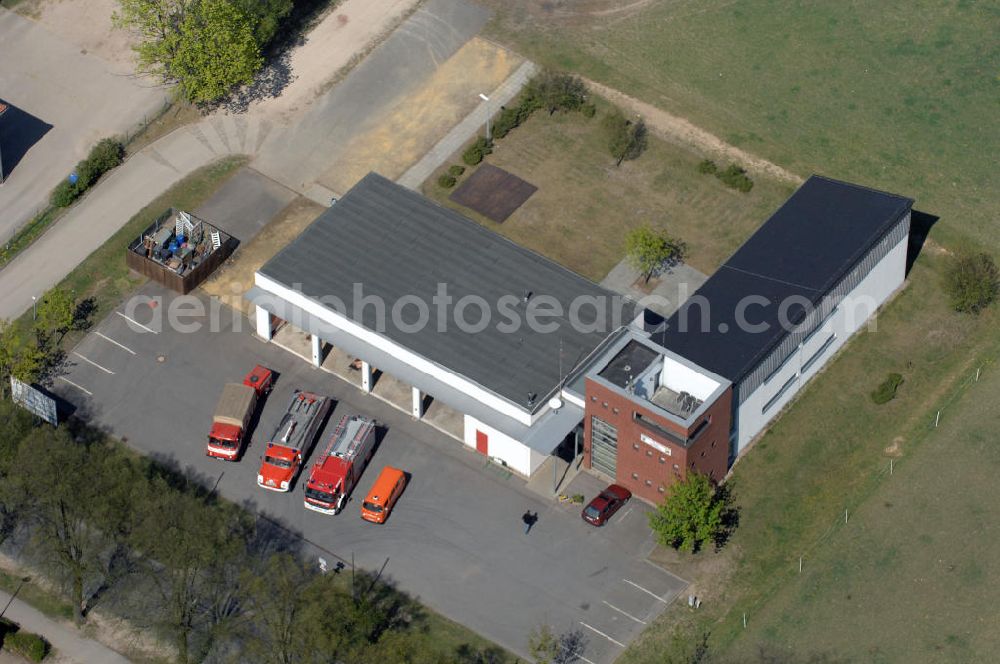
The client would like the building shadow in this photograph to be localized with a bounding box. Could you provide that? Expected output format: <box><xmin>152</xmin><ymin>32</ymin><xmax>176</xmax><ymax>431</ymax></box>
<box><xmin>906</xmin><ymin>209</ymin><xmax>940</xmax><ymax>275</ymax></box>
<box><xmin>0</xmin><ymin>100</ymin><xmax>53</xmax><ymax>181</ymax></box>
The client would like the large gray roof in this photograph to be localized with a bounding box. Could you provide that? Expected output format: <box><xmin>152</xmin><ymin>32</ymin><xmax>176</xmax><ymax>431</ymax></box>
<box><xmin>259</xmin><ymin>173</ymin><xmax>633</xmax><ymax>412</ymax></box>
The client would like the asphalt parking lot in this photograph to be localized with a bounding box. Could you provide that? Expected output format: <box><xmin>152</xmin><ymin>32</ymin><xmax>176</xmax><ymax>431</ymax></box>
<box><xmin>53</xmin><ymin>285</ymin><xmax>686</xmax><ymax>663</ymax></box>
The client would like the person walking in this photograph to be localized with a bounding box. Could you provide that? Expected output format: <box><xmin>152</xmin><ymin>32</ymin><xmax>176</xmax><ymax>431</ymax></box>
<box><xmin>522</xmin><ymin>510</ymin><xmax>537</xmax><ymax>534</ymax></box>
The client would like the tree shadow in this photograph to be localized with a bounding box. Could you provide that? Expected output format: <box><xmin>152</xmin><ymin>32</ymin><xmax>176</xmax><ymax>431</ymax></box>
<box><xmin>0</xmin><ymin>101</ymin><xmax>53</xmax><ymax>180</ymax></box>
<box><xmin>712</xmin><ymin>481</ymin><xmax>740</xmax><ymax>552</ymax></box>
<box><xmin>906</xmin><ymin>209</ymin><xmax>940</xmax><ymax>275</ymax></box>
<box><xmin>219</xmin><ymin>47</ymin><xmax>295</xmax><ymax>114</ymax></box>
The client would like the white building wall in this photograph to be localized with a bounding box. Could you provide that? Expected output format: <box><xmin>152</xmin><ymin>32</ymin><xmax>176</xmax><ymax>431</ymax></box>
<box><xmin>254</xmin><ymin>273</ymin><xmax>533</xmax><ymax>426</ymax></box>
<box><xmin>735</xmin><ymin>235</ymin><xmax>908</xmax><ymax>452</ymax></box>
<box><xmin>463</xmin><ymin>415</ymin><xmax>534</xmax><ymax>475</ymax></box>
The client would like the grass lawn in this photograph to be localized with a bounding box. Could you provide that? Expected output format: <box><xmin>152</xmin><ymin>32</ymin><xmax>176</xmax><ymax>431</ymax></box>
<box><xmin>422</xmin><ymin>96</ymin><xmax>793</xmax><ymax>282</ymax></box>
<box><xmin>620</xmin><ymin>251</ymin><xmax>1000</xmax><ymax>663</ymax></box>
<box><xmin>482</xmin><ymin>0</ymin><xmax>1000</xmax><ymax>256</ymax></box>
<box><xmin>726</xmin><ymin>355</ymin><xmax>1000</xmax><ymax>663</ymax></box>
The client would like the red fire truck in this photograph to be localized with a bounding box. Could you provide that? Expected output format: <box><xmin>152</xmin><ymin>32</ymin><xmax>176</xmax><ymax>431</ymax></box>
<box><xmin>257</xmin><ymin>390</ymin><xmax>331</xmax><ymax>492</ymax></box>
<box><xmin>303</xmin><ymin>414</ymin><xmax>378</xmax><ymax>514</ymax></box>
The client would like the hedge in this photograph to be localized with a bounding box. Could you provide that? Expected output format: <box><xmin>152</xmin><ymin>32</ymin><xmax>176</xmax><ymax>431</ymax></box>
<box><xmin>50</xmin><ymin>137</ymin><xmax>125</xmax><ymax>208</ymax></box>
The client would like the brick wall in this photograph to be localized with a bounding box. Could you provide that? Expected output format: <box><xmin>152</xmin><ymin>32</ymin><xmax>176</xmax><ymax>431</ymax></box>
<box><xmin>583</xmin><ymin>377</ymin><xmax>732</xmax><ymax>504</ymax></box>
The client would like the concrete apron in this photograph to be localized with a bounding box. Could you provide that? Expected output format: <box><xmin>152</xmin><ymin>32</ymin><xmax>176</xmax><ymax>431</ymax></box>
<box><xmin>269</xmin><ymin>324</ymin><xmax>465</xmax><ymax>442</ymax></box>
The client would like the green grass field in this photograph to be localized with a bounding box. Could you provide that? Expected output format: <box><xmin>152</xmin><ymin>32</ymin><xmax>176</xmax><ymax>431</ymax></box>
<box><xmin>423</xmin><ymin>96</ymin><xmax>793</xmax><ymax>281</ymax></box>
<box><xmin>477</xmin><ymin>4</ymin><xmax>1000</xmax><ymax>661</ymax></box>
<box><xmin>484</xmin><ymin>0</ymin><xmax>1000</xmax><ymax>255</ymax></box>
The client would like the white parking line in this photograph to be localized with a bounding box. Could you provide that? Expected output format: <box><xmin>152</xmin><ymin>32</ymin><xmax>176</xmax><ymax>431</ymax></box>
<box><xmin>569</xmin><ymin>651</ymin><xmax>597</xmax><ymax>664</ymax></box>
<box><xmin>73</xmin><ymin>352</ymin><xmax>114</xmax><ymax>375</ymax></box>
<box><xmin>602</xmin><ymin>600</ymin><xmax>647</xmax><ymax>625</ymax></box>
<box><xmin>58</xmin><ymin>376</ymin><xmax>93</xmax><ymax>396</ymax></box>
<box><xmin>95</xmin><ymin>332</ymin><xmax>137</xmax><ymax>355</ymax></box>
<box><xmin>115</xmin><ymin>311</ymin><xmax>158</xmax><ymax>334</ymax></box>
<box><xmin>618</xmin><ymin>507</ymin><xmax>634</xmax><ymax>522</ymax></box>
<box><xmin>579</xmin><ymin>622</ymin><xmax>625</xmax><ymax>648</ymax></box>
<box><xmin>623</xmin><ymin>578</ymin><xmax>668</xmax><ymax>603</ymax></box>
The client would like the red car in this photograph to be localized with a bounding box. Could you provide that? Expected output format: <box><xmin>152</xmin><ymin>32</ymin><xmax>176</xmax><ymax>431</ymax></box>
<box><xmin>581</xmin><ymin>484</ymin><xmax>632</xmax><ymax>526</ymax></box>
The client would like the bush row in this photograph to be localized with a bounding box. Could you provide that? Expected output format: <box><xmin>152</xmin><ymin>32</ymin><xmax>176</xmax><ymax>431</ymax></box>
<box><xmin>50</xmin><ymin>138</ymin><xmax>124</xmax><ymax>208</ymax></box>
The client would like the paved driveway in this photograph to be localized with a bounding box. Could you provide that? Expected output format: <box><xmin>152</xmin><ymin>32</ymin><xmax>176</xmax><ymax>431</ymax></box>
<box><xmin>52</xmin><ymin>284</ymin><xmax>686</xmax><ymax>663</ymax></box>
<box><xmin>0</xmin><ymin>8</ymin><xmax>167</xmax><ymax>239</ymax></box>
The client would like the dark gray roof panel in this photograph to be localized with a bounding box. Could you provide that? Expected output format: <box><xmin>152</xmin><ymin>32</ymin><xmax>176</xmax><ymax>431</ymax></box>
<box><xmin>260</xmin><ymin>173</ymin><xmax>633</xmax><ymax>411</ymax></box>
<box><xmin>655</xmin><ymin>175</ymin><xmax>913</xmax><ymax>382</ymax></box>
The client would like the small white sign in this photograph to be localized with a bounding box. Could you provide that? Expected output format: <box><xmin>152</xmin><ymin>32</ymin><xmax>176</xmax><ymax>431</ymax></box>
<box><xmin>640</xmin><ymin>433</ymin><xmax>670</xmax><ymax>455</ymax></box>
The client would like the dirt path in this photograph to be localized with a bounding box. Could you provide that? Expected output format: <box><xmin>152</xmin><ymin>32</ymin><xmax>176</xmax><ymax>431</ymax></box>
<box><xmin>585</xmin><ymin>78</ymin><xmax>803</xmax><ymax>184</ymax></box>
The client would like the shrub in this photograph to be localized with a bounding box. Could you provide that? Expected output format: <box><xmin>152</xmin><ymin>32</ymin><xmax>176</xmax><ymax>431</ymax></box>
<box><xmin>870</xmin><ymin>372</ymin><xmax>904</xmax><ymax>405</ymax></box>
<box><xmin>571</xmin><ymin>494</ymin><xmax>584</xmax><ymax>504</ymax></box>
<box><xmin>716</xmin><ymin>163</ymin><xmax>754</xmax><ymax>192</ymax></box>
<box><xmin>698</xmin><ymin>159</ymin><xmax>718</xmax><ymax>175</ymax></box>
<box><xmin>580</xmin><ymin>102</ymin><xmax>596</xmax><ymax>118</ymax></box>
<box><xmin>447</xmin><ymin>164</ymin><xmax>465</xmax><ymax>177</ymax></box>
<box><xmin>492</xmin><ymin>106</ymin><xmax>522</xmax><ymax>139</ymax></box>
<box><xmin>461</xmin><ymin>136</ymin><xmax>492</xmax><ymax>166</ymax></box>
<box><xmin>86</xmin><ymin>137</ymin><xmax>124</xmax><ymax>173</ymax></box>
<box><xmin>49</xmin><ymin>179</ymin><xmax>80</xmax><ymax>208</ymax></box>
<box><xmin>4</xmin><ymin>631</ymin><xmax>49</xmax><ymax>662</ymax></box>
<box><xmin>944</xmin><ymin>252</ymin><xmax>1000</xmax><ymax>314</ymax></box>
<box><xmin>437</xmin><ymin>174</ymin><xmax>457</xmax><ymax>189</ymax></box>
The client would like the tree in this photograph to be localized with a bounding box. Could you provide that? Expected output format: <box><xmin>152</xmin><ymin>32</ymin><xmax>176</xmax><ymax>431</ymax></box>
<box><xmin>13</xmin><ymin>427</ymin><xmax>114</xmax><ymax>624</ymax></box>
<box><xmin>648</xmin><ymin>473</ymin><xmax>727</xmax><ymax>553</ymax></box>
<box><xmin>603</xmin><ymin>109</ymin><xmax>647</xmax><ymax>166</ymax></box>
<box><xmin>524</xmin><ymin>70</ymin><xmax>588</xmax><ymax>115</ymax></box>
<box><xmin>625</xmin><ymin>226</ymin><xmax>686</xmax><ymax>283</ymax></box>
<box><xmin>944</xmin><ymin>252</ymin><xmax>1000</xmax><ymax>314</ymax></box>
<box><xmin>172</xmin><ymin>0</ymin><xmax>263</xmax><ymax>103</ymax></box>
<box><xmin>528</xmin><ymin>625</ymin><xmax>559</xmax><ymax>664</ymax></box>
<box><xmin>34</xmin><ymin>287</ymin><xmax>76</xmax><ymax>344</ymax></box>
<box><xmin>240</xmin><ymin>553</ymin><xmax>322</xmax><ymax>664</ymax></box>
<box><xmin>115</xmin><ymin>0</ymin><xmax>267</xmax><ymax>104</ymax></box>
<box><xmin>132</xmin><ymin>483</ymin><xmax>251</xmax><ymax>663</ymax></box>
<box><xmin>0</xmin><ymin>321</ymin><xmax>45</xmax><ymax>393</ymax></box>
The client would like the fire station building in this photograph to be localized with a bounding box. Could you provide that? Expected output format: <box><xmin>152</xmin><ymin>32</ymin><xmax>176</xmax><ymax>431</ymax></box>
<box><xmin>248</xmin><ymin>172</ymin><xmax>912</xmax><ymax>502</ymax></box>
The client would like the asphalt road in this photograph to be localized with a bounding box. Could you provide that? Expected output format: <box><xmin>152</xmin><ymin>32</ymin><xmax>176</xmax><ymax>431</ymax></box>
<box><xmin>52</xmin><ymin>284</ymin><xmax>687</xmax><ymax>663</ymax></box>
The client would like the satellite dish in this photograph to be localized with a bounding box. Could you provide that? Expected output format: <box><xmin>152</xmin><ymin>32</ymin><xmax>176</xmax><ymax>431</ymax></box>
<box><xmin>548</xmin><ymin>397</ymin><xmax>563</xmax><ymax>411</ymax></box>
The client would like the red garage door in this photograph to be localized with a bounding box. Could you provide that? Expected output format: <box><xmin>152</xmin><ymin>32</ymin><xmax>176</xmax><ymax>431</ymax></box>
<box><xmin>476</xmin><ymin>430</ymin><xmax>488</xmax><ymax>455</ymax></box>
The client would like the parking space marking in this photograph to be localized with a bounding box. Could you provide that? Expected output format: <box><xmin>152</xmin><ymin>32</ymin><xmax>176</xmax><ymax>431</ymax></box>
<box><xmin>580</xmin><ymin>622</ymin><xmax>625</xmax><ymax>648</ymax></box>
<box><xmin>95</xmin><ymin>332</ymin><xmax>137</xmax><ymax>355</ymax></box>
<box><xmin>623</xmin><ymin>578</ymin><xmax>668</xmax><ymax>603</ymax></box>
<box><xmin>602</xmin><ymin>600</ymin><xmax>647</xmax><ymax>625</ymax></box>
<box><xmin>73</xmin><ymin>352</ymin><xmax>115</xmax><ymax>374</ymax></box>
<box><xmin>57</xmin><ymin>376</ymin><xmax>93</xmax><ymax>396</ymax></box>
<box><xmin>618</xmin><ymin>507</ymin><xmax>634</xmax><ymax>522</ymax></box>
<box><xmin>115</xmin><ymin>311</ymin><xmax>158</xmax><ymax>334</ymax></box>
<box><xmin>569</xmin><ymin>651</ymin><xmax>597</xmax><ymax>664</ymax></box>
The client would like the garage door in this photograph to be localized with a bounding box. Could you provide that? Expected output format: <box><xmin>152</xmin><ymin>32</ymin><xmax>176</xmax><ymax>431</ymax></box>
<box><xmin>590</xmin><ymin>416</ymin><xmax>618</xmax><ymax>477</ymax></box>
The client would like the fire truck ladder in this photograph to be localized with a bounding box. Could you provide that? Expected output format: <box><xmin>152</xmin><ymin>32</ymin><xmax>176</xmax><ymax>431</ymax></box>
<box><xmin>321</xmin><ymin>416</ymin><xmax>374</xmax><ymax>462</ymax></box>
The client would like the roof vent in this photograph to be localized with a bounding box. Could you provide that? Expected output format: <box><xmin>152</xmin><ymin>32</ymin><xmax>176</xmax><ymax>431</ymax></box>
<box><xmin>527</xmin><ymin>392</ymin><xmax>537</xmax><ymax>406</ymax></box>
<box><xmin>523</xmin><ymin>291</ymin><xmax>533</xmax><ymax>304</ymax></box>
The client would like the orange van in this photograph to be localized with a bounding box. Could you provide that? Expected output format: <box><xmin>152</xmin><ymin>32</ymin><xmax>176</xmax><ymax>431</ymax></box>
<box><xmin>360</xmin><ymin>466</ymin><xmax>407</xmax><ymax>524</ymax></box>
